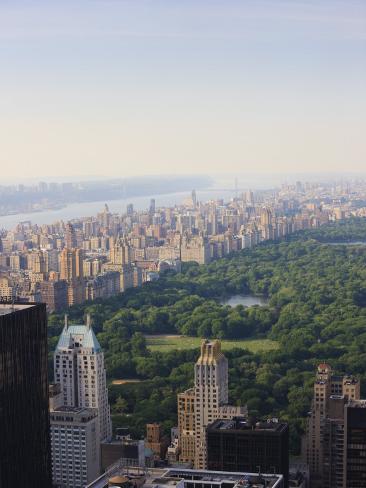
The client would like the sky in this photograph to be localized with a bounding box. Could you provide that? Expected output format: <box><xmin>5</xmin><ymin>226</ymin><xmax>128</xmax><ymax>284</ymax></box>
<box><xmin>0</xmin><ymin>0</ymin><xmax>365</xmax><ymax>181</ymax></box>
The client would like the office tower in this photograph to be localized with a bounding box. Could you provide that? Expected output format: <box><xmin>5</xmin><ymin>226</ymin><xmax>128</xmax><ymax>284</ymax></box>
<box><xmin>0</xmin><ymin>302</ymin><xmax>51</xmax><ymax>487</ymax></box>
<box><xmin>192</xmin><ymin>189</ymin><xmax>197</xmax><ymax>208</ymax></box>
<box><xmin>49</xmin><ymin>384</ymin><xmax>100</xmax><ymax>488</ymax></box>
<box><xmin>305</xmin><ymin>363</ymin><xmax>360</xmax><ymax>488</ymax></box>
<box><xmin>54</xmin><ymin>315</ymin><xmax>112</xmax><ymax>442</ymax></box>
<box><xmin>178</xmin><ymin>340</ymin><xmax>247</xmax><ymax>469</ymax></box>
<box><xmin>127</xmin><ymin>203</ymin><xmax>134</xmax><ymax>216</ymax></box>
<box><xmin>149</xmin><ymin>198</ymin><xmax>156</xmax><ymax>214</ymax></box>
<box><xmin>343</xmin><ymin>400</ymin><xmax>366</xmax><ymax>488</ymax></box>
<box><xmin>322</xmin><ymin>395</ymin><xmax>346</xmax><ymax>488</ymax></box>
<box><xmin>65</xmin><ymin>222</ymin><xmax>77</xmax><ymax>249</ymax></box>
<box><xmin>207</xmin><ymin>417</ymin><xmax>289</xmax><ymax>486</ymax></box>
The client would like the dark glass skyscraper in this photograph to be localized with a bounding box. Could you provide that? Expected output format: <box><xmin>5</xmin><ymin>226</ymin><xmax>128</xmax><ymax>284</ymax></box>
<box><xmin>207</xmin><ymin>417</ymin><xmax>289</xmax><ymax>487</ymax></box>
<box><xmin>344</xmin><ymin>401</ymin><xmax>366</xmax><ymax>488</ymax></box>
<box><xmin>0</xmin><ymin>302</ymin><xmax>51</xmax><ymax>487</ymax></box>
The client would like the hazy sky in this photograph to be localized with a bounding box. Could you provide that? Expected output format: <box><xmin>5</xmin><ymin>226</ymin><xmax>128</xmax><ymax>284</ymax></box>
<box><xmin>0</xmin><ymin>0</ymin><xmax>365</xmax><ymax>180</ymax></box>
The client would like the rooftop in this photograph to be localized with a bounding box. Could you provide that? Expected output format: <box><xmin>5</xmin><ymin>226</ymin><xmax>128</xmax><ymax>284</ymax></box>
<box><xmin>207</xmin><ymin>417</ymin><xmax>288</xmax><ymax>434</ymax></box>
<box><xmin>0</xmin><ymin>302</ymin><xmax>34</xmax><ymax>316</ymax></box>
<box><xmin>56</xmin><ymin>320</ymin><xmax>101</xmax><ymax>352</ymax></box>
<box><xmin>87</xmin><ymin>467</ymin><xmax>283</xmax><ymax>488</ymax></box>
<box><xmin>50</xmin><ymin>406</ymin><xmax>98</xmax><ymax>422</ymax></box>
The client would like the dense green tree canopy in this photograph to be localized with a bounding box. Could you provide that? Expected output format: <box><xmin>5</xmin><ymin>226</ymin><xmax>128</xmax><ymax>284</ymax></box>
<box><xmin>48</xmin><ymin>218</ymin><xmax>366</xmax><ymax>453</ymax></box>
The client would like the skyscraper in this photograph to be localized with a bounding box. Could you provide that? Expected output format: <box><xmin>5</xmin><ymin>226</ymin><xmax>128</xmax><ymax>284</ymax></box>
<box><xmin>109</xmin><ymin>236</ymin><xmax>131</xmax><ymax>266</ymax></box>
<box><xmin>65</xmin><ymin>222</ymin><xmax>77</xmax><ymax>249</ymax></box>
<box><xmin>177</xmin><ymin>340</ymin><xmax>247</xmax><ymax>469</ymax></box>
<box><xmin>49</xmin><ymin>383</ymin><xmax>100</xmax><ymax>488</ymax></box>
<box><xmin>192</xmin><ymin>189</ymin><xmax>197</xmax><ymax>208</ymax></box>
<box><xmin>207</xmin><ymin>417</ymin><xmax>289</xmax><ymax>486</ymax></box>
<box><xmin>40</xmin><ymin>279</ymin><xmax>68</xmax><ymax>312</ymax></box>
<box><xmin>0</xmin><ymin>302</ymin><xmax>51</xmax><ymax>487</ymax></box>
<box><xmin>54</xmin><ymin>314</ymin><xmax>112</xmax><ymax>442</ymax></box>
<box><xmin>59</xmin><ymin>247</ymin><xmax>84</xmax><ymax>305</ymax></box>
<box><xmin>149</xmin><ymin>198</ymin><xmax>156</xmax><ymax>215</ymax></box>
<box><xmin>344</xmin><ymin>400</ymin><xmax>366</xmax><ymax>487</ymax></box>
<box><xmin>305</xmin><ymin>363</ymin><xmax>360</xmax><ymax>488</ymax></box>
<box><xmin>60</xmin><ymin>247</ymin><xmax>84</xmax><ymax>281</ymax></box>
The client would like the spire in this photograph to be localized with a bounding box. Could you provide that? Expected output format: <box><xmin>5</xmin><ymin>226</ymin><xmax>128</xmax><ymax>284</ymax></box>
<box><xmin>64</xmin><ymin>314</ymin><xmax>68</xmax><ymax>329</ymax></box>
<box><xmin>86</xmin><ymin>313</ymin><xmax>91</xmax><ymax>330</ymax></box>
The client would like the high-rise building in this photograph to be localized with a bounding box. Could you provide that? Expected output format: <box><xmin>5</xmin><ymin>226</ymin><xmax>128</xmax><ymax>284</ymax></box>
<box><xmin>207</xmin><ymin>417</ymin><xmax>289</xmax><ymax>486</ymax></box>
<box><xmin>180</xmin><ymin>233</ymin><xmax>210</xmax><ymax>265</ymax></box>
<box><xmin>40</xmin><ymin>279</ymin><xmax>68</xmax><ymax>312</ymax></box>
<box><xmin>322</xmin><ymin>395</ymin><xmax>346</xmax><ymax>488</ymax></box>
<box><xmin>343</xmin><ymin>400</ymin><xmax>366</xmax><ymax>488</ymax></box>
<box><xmin>54</xmin><ymin>315</ymin><xmax>112</xmax><ymax>442</ymax></box>
<box><xmin>65</xmin><ymin>222</ymin><xmax>77</xmax><ymax>249</ymax></box>
<box><xmin>260</xmin><ymin>207</ymin><xmax>272</xmax><ymax>226</ymax></box>
<box><xmin>86</xmin><ymin>467</ymin><xmax>285</xmax><ymax>488</ymax></box>
<box><xmin>60</xmin><ymin>248</ymin><xmax>84</xmax><ymax>305</ymax></box>
<box><xmin>305</xmin><ymin>363</ymin><xmax>360</xmax><ymax>488</ymax></box>
<box><xmin>127</xmin><ymin>203</ymin><xmax>134</xmax><ymax>216</ymax></box>
<box><xmin>177</xmin><ymin>340</ymin><xmax>247</xmax><ymax>469</ymax></box>
<box><xmin>178</xmin><ymin>388</ymin><xmax>196</xmax><ymax>464</ymax></box>
<box><xmin>0</xmin><ymin>302</ymin><xmax>51</xmax><ymax>487</ymax></box>
<box><xmin>60</xmin><ymin>247</ymin><xmax>84</xmax><ymax>281</ymax></box>
<box><xmin>192</xmin><ymin>189</ymin><xmax>197</xmax><ymax>208</ymax></box>
<box><xmin>109</xmin><ymin>236</ymin><xmax>131</xmax><ymax>266</ymax></box>
<box><xmin>49</xmin><ymin>383</ymin><xmax>100</xmax><ymax>488</ymax></box>
<box><xmin>149</xmin><ymin>198</ymin><xmax>156</xmax><ymax>214</ymax></box>
<box><xmin>145</xmin><ymin>423</ymin><xmax>169</xmax><ymax>460</ymax></box>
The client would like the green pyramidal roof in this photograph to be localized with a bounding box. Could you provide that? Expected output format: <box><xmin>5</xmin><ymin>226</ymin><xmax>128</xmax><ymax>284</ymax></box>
<box><xmin>56</xmin><ymin>324</ymin><xmax>102</xmax><ymax>353</ymax></box>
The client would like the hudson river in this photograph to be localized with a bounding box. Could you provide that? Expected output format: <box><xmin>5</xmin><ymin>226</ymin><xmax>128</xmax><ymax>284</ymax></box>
<box><xmin>0</xmin><ymin>189</ymin><xmax>235</xmax><ymax>230</ymax></box>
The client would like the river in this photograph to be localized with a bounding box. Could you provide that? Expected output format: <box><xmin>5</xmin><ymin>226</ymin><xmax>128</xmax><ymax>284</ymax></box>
<box><xmin>0</xmin><ymin>189</ymin><xmax>235</xmax><ymax>230</ymax></box>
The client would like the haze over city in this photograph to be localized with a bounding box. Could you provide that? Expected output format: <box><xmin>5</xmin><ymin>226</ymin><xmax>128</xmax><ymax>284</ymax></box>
<box><xmin>2</xmin><ymin>2</ymin><xmax>366</xmax><ymax>488</ymax></box>
<box><xmin>1</xmin><ymin>0</ymin><xmax>365</xmax><ymax>180</ymax></box>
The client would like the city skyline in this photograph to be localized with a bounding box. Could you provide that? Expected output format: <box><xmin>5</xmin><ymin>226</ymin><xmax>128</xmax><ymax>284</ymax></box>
<box><xmin>1</xmin><ymin>0</ymin><xmax>365</xmax><ymax>179</ymax></box>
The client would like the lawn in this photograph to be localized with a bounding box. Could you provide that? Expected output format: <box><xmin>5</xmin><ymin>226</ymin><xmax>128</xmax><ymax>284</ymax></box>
<box><xmin>145</xmin><ymin>334</ymin><xmax>279</xmax><ymax>353</ymax></box>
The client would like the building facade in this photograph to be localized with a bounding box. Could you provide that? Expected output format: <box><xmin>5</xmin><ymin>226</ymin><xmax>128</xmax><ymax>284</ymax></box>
<box><xmin>54</xmin><ymin>315</ymin><xmax>112</xmax><ymax>442</ymax></box>
<box><xmin>177</xmin><ymin>340</ymin><xmax>247</xmax><ymax>469</ymax></box>
<box><xmin>207</xmin><ymin>417</ymin><xmax>289</xmax><ymax>486</ymax></box>
<box><xmin>0</xmin><ymin>302</ymin><xmax>51</xmax><ymax>487</ymax></box>
<box><xmin>304</xmin><ymin>363</ymin><xmax>361</xmax><ymax>488</ymax></box>
<box><xmin>40</xmin><ymin>279</ymin><xmax>68</xmax><ymax>312</ymax></box>
<box><xmin>50</xmin><ymin>405</ymin><xmax>100</xmax><ymax>488</ymax></box>
<box><xmin>343</xmin><ymin>400</ymin><xmax>366</xmax><ymax>488</ymax></box>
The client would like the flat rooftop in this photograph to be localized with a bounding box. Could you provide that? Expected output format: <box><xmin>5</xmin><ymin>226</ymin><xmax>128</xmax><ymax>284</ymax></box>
<box><xmin>207</xmin><ymin>418</ymin><xmax>287</xmax><ymax>433</ymax></box>
<box><xmin>50</xmin><ymin>406</ymin><xmax>98</xmax><ymax>422</ymax></box>
<box><xmin>0</xmin><ymin>303</ymin><xmax>34</xmax><ymax>316</ymax></box>
<box><xmin>86</xmin><ymin>467</ymin><xmax>284</xmax><ymax>488</ymax></box>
